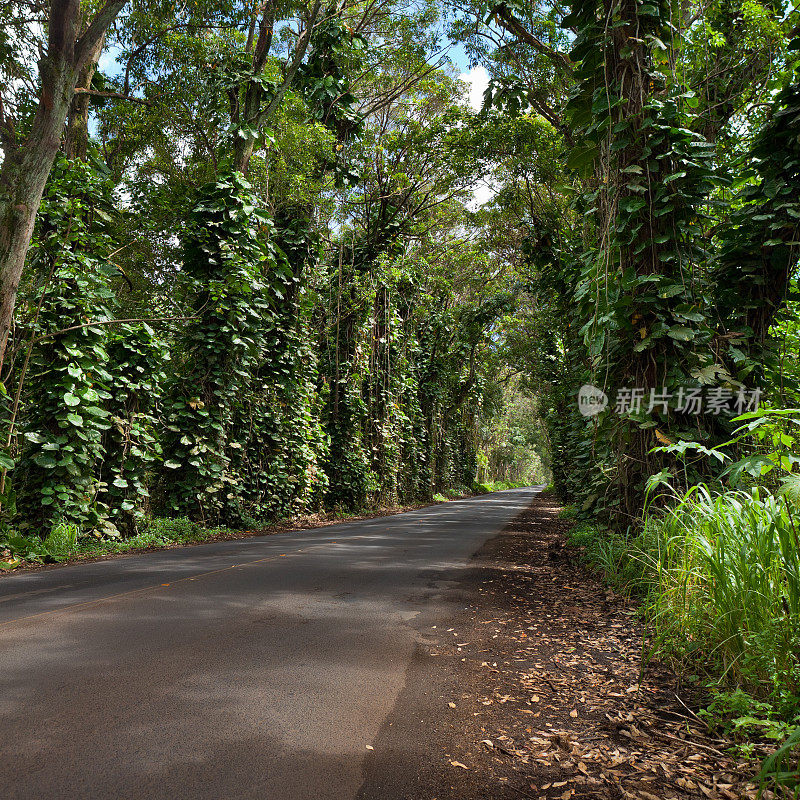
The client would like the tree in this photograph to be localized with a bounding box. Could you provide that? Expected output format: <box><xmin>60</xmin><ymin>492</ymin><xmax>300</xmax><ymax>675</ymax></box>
<box><xmin>0</xmin><ymin>0</ymin><xmax>127</xmax><ymax>371</ymax></box>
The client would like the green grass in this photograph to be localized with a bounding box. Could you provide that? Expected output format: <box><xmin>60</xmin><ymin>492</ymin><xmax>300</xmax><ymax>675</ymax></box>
<box><xmin>567</xmin><ymin>486</ymin><xmax>800</xmax><ymax>777</ymax></box>
<box><xmin>567</xmin><ymin>520</ymin><xmax>651</xmax><ymax>593</ymax></box>
<box><xmin>0</xmin><ymin>517</ymin><xmax>234</xmax><ymax>567</ymax></box>
<box><xmin>559</xmin><ymin>504</ymin><xmax>579</xmax><ymax>520</ymax></box>
<box><xmin>474</xmin><ymin>479</ymin><xmax>531</xmax><ymax>493</ymax></box>
<box><xmin>92</xmin><ymin>518</ymin><xmax>229</xmax><ymax>552</ymax></box>
<box><xmin>570</xmin><ymin>486</ymin><xmax>800</xmax><ymax>708</ymax></box>
<box><xmin>1</xmin><ymin>522</ymin><xmax>83</xmax><ymax>566</ymax></box>
<box><xmin>640</xmin><ymin>486</ymin><xmax>800</xmax><ymax>712</ymax></box>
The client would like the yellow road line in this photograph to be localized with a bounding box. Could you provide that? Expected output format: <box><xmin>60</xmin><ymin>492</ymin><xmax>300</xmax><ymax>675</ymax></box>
<box><xmin>0</xmin><ymin>541</ymin><xmax>340</xmax><ymax>629</ymax></box>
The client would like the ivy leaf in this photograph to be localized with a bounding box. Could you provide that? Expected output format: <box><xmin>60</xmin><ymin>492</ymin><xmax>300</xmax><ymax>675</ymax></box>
<box><xmin>567</xmin><ymin>144</ymin><xmax>599</xmax><ymax>174</ymax></box>
<box><xmin>65</xmin><ymin>413</ymin><xmax>84</xmax><ymax>427</ymax></box>
<box><xmin>620</xmin><ymin>197</ymin><xmax>646</xmax><ymax>213</ymax></box>
<box><xmin>667</xmin><ymin>325</ymin><xmax>694</xmax><ymax>341</ymax></box>
<box><xmin>164</xmin><ymin>460</ymin><xmax>182</xmax><ymax>469</ymax></box>
<box><xmin>63</xmin><ymin>393</ymin><xmax>81</xmax><ymax>407</ymax></box>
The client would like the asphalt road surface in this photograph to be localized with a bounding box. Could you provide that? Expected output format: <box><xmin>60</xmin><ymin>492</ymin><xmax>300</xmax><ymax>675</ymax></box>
<box><xmin>0</xmin><ymin>488</ymin><xmax>538</xmax><ymax>800</ymax></box>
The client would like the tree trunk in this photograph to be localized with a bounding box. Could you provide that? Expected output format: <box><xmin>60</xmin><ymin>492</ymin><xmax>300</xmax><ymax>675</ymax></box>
<box><xmin>0</xmin><ymin>0</ymin><xmax>125</xmax><ymax>371</ymax></box>
<box><xmin>65</xmin><ymin>34</ymin><xmax>106</xmax><ymax>160</ymax></box>
<box><xmin>0</xmin><ymin>21</ymin><xmax>78</xmax><ymax>367</ymax></box>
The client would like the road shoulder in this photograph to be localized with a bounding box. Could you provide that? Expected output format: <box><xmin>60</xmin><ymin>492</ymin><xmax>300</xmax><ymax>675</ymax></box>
<box><xmin>357</xmin><ymin>491</ymin><xmax>760</xmax><ymax>800</ymax></box>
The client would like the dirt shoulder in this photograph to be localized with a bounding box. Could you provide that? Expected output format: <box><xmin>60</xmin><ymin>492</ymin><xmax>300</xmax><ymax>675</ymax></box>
<box><xmin>358</xmin><ymin>491</ymin><xmax>763</xmax><ymax>800</ymax></box>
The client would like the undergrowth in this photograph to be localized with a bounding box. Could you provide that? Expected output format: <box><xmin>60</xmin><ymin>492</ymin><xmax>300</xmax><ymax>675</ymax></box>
<box><xmin>563</xmin><ymin>488</ymin><xmax>800</xmax><ymax>789</ymax></box>
<box><xmin>0</xmin><ymin>517</ymin><xmax>234</xmax><ymax>568</ymax></box>
<box><xmin>0</xmin><ymin>488</ymin><xmax>482</xmax><ymax>571</ymax></box>
<box><xmin>474</xmin><ymin>479</ymin><xmax>531</xmax><ymax>493</ymax></box>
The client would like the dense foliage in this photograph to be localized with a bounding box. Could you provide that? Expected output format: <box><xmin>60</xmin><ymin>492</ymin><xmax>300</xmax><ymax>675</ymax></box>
<box><xmin>1</xmin><ymin>0</ymin><xmax>799</xmax><ymax>772</ymax></box>
<box><xmin>0</xmin><ymin>0</ymin><xmax>525</xmax><ymax>543</ymax></box>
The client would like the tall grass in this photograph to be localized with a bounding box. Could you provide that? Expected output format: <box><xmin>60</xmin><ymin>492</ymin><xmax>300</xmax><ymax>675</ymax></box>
<box><xmin>569</xmin><ymin>485</ymin><xmax>800</xmax><ymax>720</ymax></box>
<box><xmin>639</xmin><ymin>485</ymin><xmax>800</xmax><ymax>712</ymax></box>
<box><xmin>43</xmin><ymin>521</ymin><xmax>80</xmax><ymax>557</ymax></box>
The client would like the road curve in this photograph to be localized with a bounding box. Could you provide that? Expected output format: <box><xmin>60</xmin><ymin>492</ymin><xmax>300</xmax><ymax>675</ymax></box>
<box><xmin>0</xmin><ymin>488</ymin><xmax>539</xmax><ymax>800</ymax></box>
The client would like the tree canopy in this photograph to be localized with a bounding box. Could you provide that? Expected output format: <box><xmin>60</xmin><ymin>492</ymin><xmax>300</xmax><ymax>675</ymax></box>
<box><xmin>0</xmin><ymin>0</ymin><xmax>797</xmax><ymax>537</ymax></box>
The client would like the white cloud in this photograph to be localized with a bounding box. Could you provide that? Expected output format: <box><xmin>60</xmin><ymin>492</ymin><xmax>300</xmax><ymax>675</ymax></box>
<box><xmin>459</xmin><ymin>65</ymin><xmax>489</xmax><ymax>112</ymax></box>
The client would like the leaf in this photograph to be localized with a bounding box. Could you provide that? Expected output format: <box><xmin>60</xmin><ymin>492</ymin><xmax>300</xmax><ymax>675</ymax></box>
<box><xmin>163</xmin><ymin>460</ymin><xmax>182</xmax><ymax>469</ymax></box>
<box><xmin>667</xmin><ymin>325</ymin><xmax>694</xmax><ymax>341</ymax></box>
<box><xmin>620</xmin><ymin>197</ymin><xmax>646</xmax><ymax>213</ymax></box>
<box><xmin>778</xmin><ymin>475</ymin><xmax>800</xmax><ymax>506</ymax></box>
<box><xmin>567</xmin><ymin>144</ymin><xmax>599</xmax><ymax>174</ymax></box>
<box><xmin>659</xmin><ymin>284</ymin><xmax>685</xmax><ymax>298</ymax></box>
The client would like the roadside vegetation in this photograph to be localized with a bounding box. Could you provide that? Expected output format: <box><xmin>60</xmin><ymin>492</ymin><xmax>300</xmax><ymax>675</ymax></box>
<box><xmin>567</xmin><ymin>466</ymin><xmax>800</xmax><ymax>792</ymax></box>
<box><xmin>0</xmin><ymin>517</ymin><xmax>235</xmax><ymax>569</ymax></box>
<box><xmin>2</xmin><ymin>0</ymin><xmax>799</xmax><ymax>788</ymax></box>
<box><xmin>561</xmin><ymin>408</ymin><xmax>800</xmax><ymax>789</ymax></box>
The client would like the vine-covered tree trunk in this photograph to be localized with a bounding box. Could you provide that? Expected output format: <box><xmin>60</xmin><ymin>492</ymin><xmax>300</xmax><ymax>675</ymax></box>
<box><xmin>64</xmin><ymin>34</ymin><xmax>106</xmax><ymax>161</ymax></box>
<box><xmin>0</xmin><ymin>0</ymin><xmax>125</xmax><ymax>369</ymax></box>
<box><xmin>566</xmin><ymin>0</ymin><xmax>718</xmax><ymax>522</ymax></box>
<box><xmin>14</xmin><ymin>157</ymin><xmax>118</xmax><ymax>534</ymax></box>
<box><xmin>714</xmin><ymin>70</ymin><xmax>800</xmax><ymax>355</ymax></box>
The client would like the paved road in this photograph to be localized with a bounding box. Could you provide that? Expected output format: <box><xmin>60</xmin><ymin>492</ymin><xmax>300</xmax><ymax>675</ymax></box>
<box><xmin>0</xmin><ymin>488</ymin><xmax>538</xmax><ymax>800</ymax></box>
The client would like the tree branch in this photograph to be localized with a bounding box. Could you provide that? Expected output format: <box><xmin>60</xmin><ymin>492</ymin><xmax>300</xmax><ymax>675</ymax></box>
<box><xmin>73</xmin><ymin>87</ymin><xmax>151</xmax><ymax>105</ymax></box>
<box><xmin>74</xmin><ymin>0</ymin><xmax>126</xmax><ymax>71</ymax></box>
<box><xmin>252</xmin><ymin>0</ymin><xmax>277</xmax><ymax>74</ymax></box>
<box><xmin>24</xmin><ymin>315</ymin><xmax>200</xmax><ymax>350</ymax></box>
<box><xmin>257</xmin><ymin>0</ymin><xmax>322</xmax><ymax>127</ymax></box>
<box><xmin>492</xmin><ymin>5</ymin><xmax>571</xmax><ymax>73</ymax></box>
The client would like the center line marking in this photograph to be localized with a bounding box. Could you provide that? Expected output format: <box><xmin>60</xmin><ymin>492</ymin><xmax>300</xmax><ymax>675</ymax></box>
<box><xmin>0</xmin><ymin>540</ymin><xmax>347</xmax><ymax>628</ymax></box>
